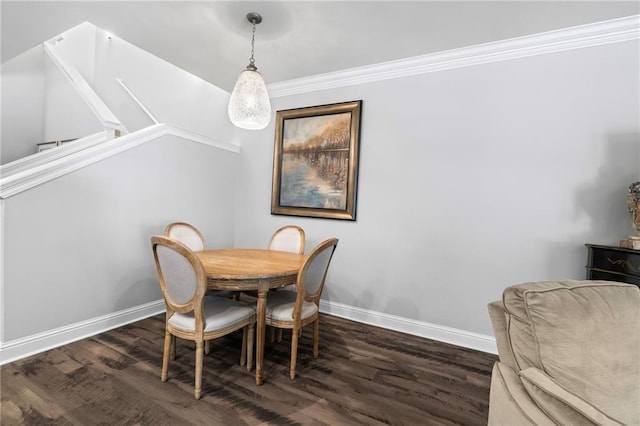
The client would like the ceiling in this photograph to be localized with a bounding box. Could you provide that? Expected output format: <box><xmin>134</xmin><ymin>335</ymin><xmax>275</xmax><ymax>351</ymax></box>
<box><xmin>2</xmin><ymin>1</ymin><xmax>638</xmax><ymax>92</ymax></box>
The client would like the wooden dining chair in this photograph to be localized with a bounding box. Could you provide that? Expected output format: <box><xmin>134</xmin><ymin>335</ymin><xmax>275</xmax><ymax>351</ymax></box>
<box><xmin>264</xmin><ymin>225</ymin><xmax>306</xmax><ymax>342</ymax></box>
<box><xmin>164</xmin><ymin>222</ymin><xmax>206</xmax><ymax>251</ymax></box>
<box><xmin>165</xmin><ymin>221</ymin><xmax>232</xmax><ymax>305</ymax></box>
<box><xmin>151</xmin><ymin>236</ymin><xmax>256</xmax><ymax>399</ymax></box>
<box><xmin>264</xmin><ymin>238</ymin><xmax>338</xmax><ymax>380</ymax></box>
<box><xmin>269</xmin><ymin>225</ymin><xmax>306</xmax><ymax>255</ymax></box>
<box><xmin>242</xmin><ymin>225</ymin><xmax>307</xmax><ymax>305</ymax></box>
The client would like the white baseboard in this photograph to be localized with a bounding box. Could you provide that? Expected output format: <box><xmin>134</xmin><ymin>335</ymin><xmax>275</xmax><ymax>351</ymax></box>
<box><xmin>319</xmin><ymin>300</ymin><xmax>497</xmax><ymax>355</ymax></box>
<box><xmin>0</xmin><ymin>299</ymin><xmax>496</xmax><ymax>366</ymax></box>
<box><xmin>0</xmin><ymin>300</ymin><xmax>165</xmax><ymax>366</ymax></box>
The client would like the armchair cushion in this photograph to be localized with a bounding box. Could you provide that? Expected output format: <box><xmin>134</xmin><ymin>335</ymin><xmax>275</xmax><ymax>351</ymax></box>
<box><xmin>502</xmin><ymin>280</ymin><xmax>640</xmax><ymax>425</ymax></box>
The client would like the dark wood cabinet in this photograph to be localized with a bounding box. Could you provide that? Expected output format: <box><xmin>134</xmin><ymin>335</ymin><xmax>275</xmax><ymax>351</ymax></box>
<box><xmin>585</xmin><ymin>244</ymin><xmax>640</xmax><ymax>287</ymax></box>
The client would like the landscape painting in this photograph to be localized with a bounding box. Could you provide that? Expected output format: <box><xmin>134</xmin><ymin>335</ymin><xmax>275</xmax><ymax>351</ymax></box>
<box><xmin>271</xmin><ymin>101</ymin><xmax>362</xmax><ymax>220</ymax></box>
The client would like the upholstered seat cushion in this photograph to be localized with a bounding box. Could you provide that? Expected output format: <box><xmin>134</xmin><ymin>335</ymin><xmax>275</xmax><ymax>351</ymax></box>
<box><xmin>265</xmin><ymin>291</ymin><xmax>318</xmax><ymax>322</ymax></box>
<box><xmin>169</xmin><ymin>296</ymin><xmax>255</xmax><ymax>333</ymax></box>
<box><xmin>502</xmin><ymin>280</ymin><xmax>640</xmax><ymax>425</ymax></box>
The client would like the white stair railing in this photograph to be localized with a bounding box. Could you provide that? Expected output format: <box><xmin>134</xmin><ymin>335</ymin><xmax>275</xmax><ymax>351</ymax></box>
<box><xmin>44</xmin><ymin>40</ymin><xmax>124</xmax><ymax>137</ymax></box>
<box><xmin>116</xmin><ymin>78</ymin><xmax>159</xmax><ymax>125</ymax></box>
<box><xmin>0</xmin><ymin>124</ymin><xmax>239</xmax><ymax>200</ymax></box>
<box><xmin>0</xmin><ymin>131</ymin><xmax>111</xmax><ymax>178</ymax></box>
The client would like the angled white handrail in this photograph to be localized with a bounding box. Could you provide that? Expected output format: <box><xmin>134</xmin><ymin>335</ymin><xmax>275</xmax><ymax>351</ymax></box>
<box><xmin>0</xmin><ymin>124</ymin><xmax>239</xmax><ymax>199</ymax></box>
<box><xmin>0</xmin><ymin>131</ymin><xmax>110</xmax><ymax>178</ymax></box>
<box><xmin>43</xmin><ymin>40</ymin><xmax>123</xmax><ymax>134</ymax></box>
<box><xmin>116</xmin><ymin>78</ymin><xmax>159</xmax><ymax>124</ymax></box>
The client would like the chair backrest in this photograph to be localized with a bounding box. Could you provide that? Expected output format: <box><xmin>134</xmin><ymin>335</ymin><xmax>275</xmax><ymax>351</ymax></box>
<box><xmin>296</xmin><ymin>238</ymin><xmax>338</xmax><ymax>305</ymax></box>
<box><xmin>269</xmin><ymin>225</ymin><xmax>306</xmax><ymax>254</ymax></box>
<box><xmin>164</xmin><ymin>222</ymin><xmax>206</xmax><ymax>252</ymax></box>
<box><xmin>151</xmin><ymin>235</ymin><xmax>207</xmax><ymax>316</ymax></box>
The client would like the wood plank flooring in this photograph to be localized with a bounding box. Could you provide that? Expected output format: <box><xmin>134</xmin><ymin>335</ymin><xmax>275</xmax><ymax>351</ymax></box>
<box><xmin>1</xmin><ymin>313</ymin><xmax>497</xmax><ymax>425</ymax></box>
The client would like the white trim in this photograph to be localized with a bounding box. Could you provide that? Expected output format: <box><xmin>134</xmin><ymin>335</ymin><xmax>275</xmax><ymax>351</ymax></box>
<box><xmin>0</xmin><ymin>200</ymin><xmax>5</xmax><ymax>347</ymax></box>
<box><xmin>0</xmin><ymin>131</ymin><xmax>109</xmax><ymax>178</ymax></box>
<box><xmin>0</xmin><ymin>297</ymin><xmax>495</xmax><ymax>365</ymax></box>
<box><xmin>0</xmin><ymin>300</ymin><xmax>165</xmax><ymax>366</ymax></box>
<box><xmin>319</xmin><ymin>300</ymin><xmax>497</xmax><ymax>355</ymax></box>
<box><xmin>44</xmin><ymin>40</ymin><xmax>122</xmax><ymax>130</ymax></box>
<box><xmin>0</xmin><ymin>124</ymin><xmax>239</xmax><ymax>199</ymax></box>
<box><xmin>116</xmin><ymin>78</ymin><xmax>160</xmax><ymax>124</ymax></box>
<box><xmin>269</xmin><ymin>15</ymin><xmax>640</xmax><ymax>98</ymax></box>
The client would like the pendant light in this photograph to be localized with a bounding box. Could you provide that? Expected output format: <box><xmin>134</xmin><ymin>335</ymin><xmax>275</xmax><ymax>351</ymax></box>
<box><xmin>228</xmin><ymin>12</ymin><xmax>271</xmax><ymax>130</ymax></box>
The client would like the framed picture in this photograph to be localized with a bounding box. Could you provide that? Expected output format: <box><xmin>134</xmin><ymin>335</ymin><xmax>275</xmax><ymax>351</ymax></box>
<box><xmin>271</xmin><ymin>100</ymin><xmax>362</xmax><ymax>220</ymax></box>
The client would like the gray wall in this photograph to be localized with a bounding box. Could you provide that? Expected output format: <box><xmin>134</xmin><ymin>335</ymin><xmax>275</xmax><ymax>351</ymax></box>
<box><xmin>234</xmin><ymin>40</ymin><xmax>640</xmax><ymax>337</ymax></box>
<box><xmin>1</xmin><ymin>21</ymin><xmax>236</xmax><ymax>166</ymax></box>
<box><xmin>1</xmin><ymin>47</ymin><xmax>46</xmax><ymax>164</ymax></box>
<box><xmin>1</xmin><ymin>20</ymin><xmax>638</xmax><ymax>359</ymax></box>
<box><xmin>2</xmin><ymin>134</ymin><xmax>238</xmax><ymax>340</ymax></box>
<box><xmin>1</xmin><ymin>20</ymin><xmax>241</xmax><ymax>361</ymax></box>
<box><xmin>1</xmin><ymin>45</ymin><xmax>104</xmax><ymax>164</ymax></box>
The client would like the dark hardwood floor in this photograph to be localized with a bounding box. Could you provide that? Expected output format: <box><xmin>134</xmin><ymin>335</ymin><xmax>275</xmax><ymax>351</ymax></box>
<box><xmin>1</xmin><ymin>313</ymin><xmax>497</xmax><ymax>425</ymax></box>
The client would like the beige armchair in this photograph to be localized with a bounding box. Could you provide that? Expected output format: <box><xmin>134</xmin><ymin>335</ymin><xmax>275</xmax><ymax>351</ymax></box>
<box><xmin>487</xmin><ymin>280</ymin><xmax>639</xmax><ymax>425</ymax></box>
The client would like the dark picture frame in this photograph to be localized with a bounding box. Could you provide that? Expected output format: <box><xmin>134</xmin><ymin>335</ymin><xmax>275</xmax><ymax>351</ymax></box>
<box><xmin>271</xmin><ymin>100</ymin><xmax>362</xmax><ymax>220</ymax></box>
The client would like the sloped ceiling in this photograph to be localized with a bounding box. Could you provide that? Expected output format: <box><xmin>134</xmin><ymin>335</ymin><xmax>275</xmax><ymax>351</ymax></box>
<box><xmin>2</xmin><ymin>1</ymin><xmax>638</xmax><ymax>92</ymax></box>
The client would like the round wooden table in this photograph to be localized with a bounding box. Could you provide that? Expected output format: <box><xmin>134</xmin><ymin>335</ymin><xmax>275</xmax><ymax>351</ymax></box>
<box><xmin>195</xmin><ymin>248</ymin><xmax>304</xmax><ymax>385</ymax></box>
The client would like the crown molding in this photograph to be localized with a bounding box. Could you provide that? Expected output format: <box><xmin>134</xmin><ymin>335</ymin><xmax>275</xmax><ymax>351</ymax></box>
<box><xmin>269</xmin><ymin>15</ymin><xmax>640</xmax><ymax>98</ymax></box>
<box><xmin>0</xmin><ymin>124</ymin><xmax>239</xmax><ymax>199</ymax></box>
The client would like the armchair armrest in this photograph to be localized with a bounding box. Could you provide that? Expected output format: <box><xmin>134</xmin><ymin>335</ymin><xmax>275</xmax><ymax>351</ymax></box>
<box><xmin>519</xmin><ymin>368</ymin><xmax>625</xmax><ymax>426</ymax></box>
<box><xmin>489</xmin><ymin>363</ymin><xmax>556</xmax><ymax>426</ymax></box>
<box><xmin>487</xmin><ymin>301</ymin><xmax>518</xmax><ymax>369</ymax></box>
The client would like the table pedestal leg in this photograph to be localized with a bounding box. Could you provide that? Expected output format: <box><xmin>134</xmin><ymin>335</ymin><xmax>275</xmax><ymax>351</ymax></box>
<box><xmin>255</xmin><ymin>279</ymin><xmax>268</xmax><ymax>385</ymax></box>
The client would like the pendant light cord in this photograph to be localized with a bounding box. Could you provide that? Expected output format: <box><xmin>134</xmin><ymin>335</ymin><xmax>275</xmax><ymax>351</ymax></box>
<box><xmin>248</xmin><ymin>22</ymin><xmax>257</xmax><ymax>71</ymax></box>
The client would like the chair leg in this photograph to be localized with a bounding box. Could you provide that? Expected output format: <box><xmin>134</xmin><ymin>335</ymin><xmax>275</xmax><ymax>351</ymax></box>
<box><xmin>170</xmin><ymin>335</ymin><xmax>176</xmax><ymax>361</ymax></box>
<box><xmin>268</xmin><ymin>326</ymin><xmax>275</xmax><ymax>344</ymax></box>
<box><xmin>247</xmin><ymin>323</ymin><xmax>255</xmax><ymax>372</ymax></box>
<box><xmin>290</xmin><ymin>325</ymin><xmax>299</xmax><ymax>380</ymax></box>
<box><xmin>205</xmin><ymin>340</ymin><xmax>210</xmax><ymax>355</ymax></box>
<box><xmin>276</xmin><ymin>328</ymin><xmax>283</xmax><ymax>343</ymax></box>
<box><xmin>162</xmin><ymin>330</ymin><xmax>172</xmax><ymax>382</ymax></box>
<box><xmin>240</xmin><ymin>327</ymin><xmax>247</xmax><ymax>366</ymax></box>
<box><xmin>313</xmin><ymin>319</ymin><xmax>319</xmax><ymax>359</ymax></box>
<box><xmin>194</xmin><ymin>341</ymin><xmax>204</xmax><ymax>400</ymax></box>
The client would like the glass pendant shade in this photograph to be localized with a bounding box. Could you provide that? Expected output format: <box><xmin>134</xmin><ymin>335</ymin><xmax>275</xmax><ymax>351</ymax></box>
<box><xmin>228</xmin><ymin>69</ymin><xmax>271</xmax><ymax>130</ymax></box>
